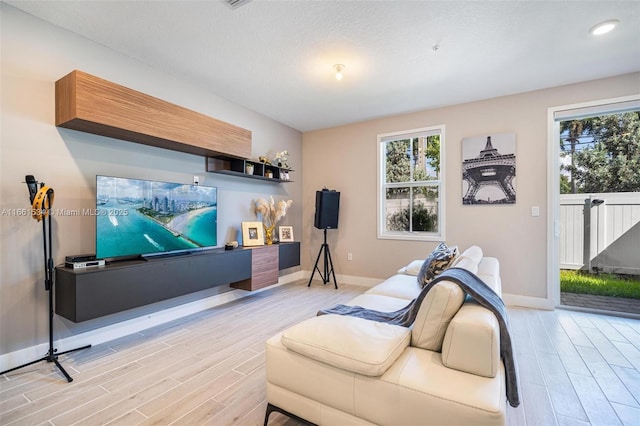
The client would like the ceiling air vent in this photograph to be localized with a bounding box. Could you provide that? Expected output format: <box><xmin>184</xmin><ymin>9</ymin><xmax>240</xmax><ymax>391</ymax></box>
<box><xmin>224</xmin><ymin>0</ymin><xmax>254</xmax><ymax>10</ymax></box>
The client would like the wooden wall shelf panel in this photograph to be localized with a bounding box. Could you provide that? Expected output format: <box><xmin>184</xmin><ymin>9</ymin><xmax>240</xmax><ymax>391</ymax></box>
<box><xmin>55</xmin><ymin>70</ymin><xmax>251</xmax><ymax>158</ymax></box>
<box><xmin>231</xmin><ymin>245</ymin><xmax>279</xmax><ymax>291</ymax></box>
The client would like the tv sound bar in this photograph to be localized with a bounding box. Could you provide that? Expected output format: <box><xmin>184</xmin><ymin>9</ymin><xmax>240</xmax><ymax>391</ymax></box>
<box><xmin>141</xmin><ymin>246</ymin><xmax>217</xmax><ymax>260</ymax></box>
<box><xmin>141</xmin><ymin>250</ymin><xmax>194</xmax><ymax>260</ymax></box>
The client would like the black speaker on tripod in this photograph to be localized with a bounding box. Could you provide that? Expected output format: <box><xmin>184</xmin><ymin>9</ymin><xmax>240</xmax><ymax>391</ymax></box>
<box><xmin>314</xmin><ymin>189</ymin><xmax>340</xmax><ymax>230</ymax></box>
<box><xmin>309</xmin><ymin>189</ymin><xmax>340</xmax><ymax>288</ymax></box>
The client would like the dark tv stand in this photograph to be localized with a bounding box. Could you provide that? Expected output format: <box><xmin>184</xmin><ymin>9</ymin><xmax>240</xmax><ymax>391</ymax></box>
<box><xmin>55</xmin><ymin>242</ymin><xmax>300</xmax><ymax>322</ymax></box>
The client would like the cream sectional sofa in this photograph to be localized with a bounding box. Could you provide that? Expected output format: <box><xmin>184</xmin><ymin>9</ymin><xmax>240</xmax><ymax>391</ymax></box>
<box><xmin>265</xmin><ymin>246</ymin><xmax>509</xmax><ymax>426</ymax></box>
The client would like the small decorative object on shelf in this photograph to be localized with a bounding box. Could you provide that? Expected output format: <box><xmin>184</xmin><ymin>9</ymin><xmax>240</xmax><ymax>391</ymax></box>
<box><xmin>264</xmin><ymin>224</ymin><xmax>275</xmax><ymax>244</ymax></box>
<box><xmin>245</xmin><ymin>163</ymin><xmax>254</xmax><ymax>175</ymax></box>
<box><xmin>242</xmin><ymin>222</ymin><xmax>264</xmax><ymax>246</ymax></box>
<box><xmin>255</xmin><ymin>196</ymin><xmax>293</xmax><ymax>245</ymax></box>
<box><xmin>273</xmin><ymin>150</ymin><xmax>290</xmax><ymax>169</ymax></box>
<box><xmin>259</xmin><ymin>156</ymin><xmax>272</xmax><ymax>165</ymax></box>
<box><xmin>265</xmin><ymin>170</ymin><xmax>273</xmax><ymax>179</ymax></box>
<box><xmin>279</xmin><ymin>225</ymin><xmax>294</xmax><ymax>242</ymax></box>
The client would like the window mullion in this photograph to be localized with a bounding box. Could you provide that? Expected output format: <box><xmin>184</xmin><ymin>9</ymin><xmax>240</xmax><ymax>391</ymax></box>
<box><xmin>385</xmin><ymin>182</ymin><xmax>412</xmax><ymax>189</ymax></box>
<box><xmin>409</xmin><ymin>187</ymin><xmax>413</xmax><ymax>233</ymax></box>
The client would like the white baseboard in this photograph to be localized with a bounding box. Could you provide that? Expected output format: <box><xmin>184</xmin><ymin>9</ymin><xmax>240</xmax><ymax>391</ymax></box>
<box><xmin>503</xmin><ymin>293</ymin><xmax>555</xmax><ymax>310</ymax></box>
<box><xmin>335</xmin><ymin>274</ymin><xmax>381</xmax><ymax>288</ymax></box>
<box><xmin>0</xmin><ymin>271</ymin><xmax>303</xmax><ymax>373</ymax></box>
<box><xmin>303</xmin><ymin>270</ymin><xmax>382</xmax><ymax>288</ymax></box>
<box><xmin>279</xmin><ymin>270</ymin><xmax>305</xmax><ymax>285</ymax></box>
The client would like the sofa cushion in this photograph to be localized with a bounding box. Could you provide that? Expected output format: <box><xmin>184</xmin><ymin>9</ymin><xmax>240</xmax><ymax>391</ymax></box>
<box><xmin>353</xmin><ymin>347</ymin><xmax>506</xmax><ymax>425</ymax></box>
<box><xmin>477</xmin><ymin>257</ymin><xmax>502</xmax><ymax>295</ymax></box>
<box><xmin>397</xmin><ymin>259</ymin><xmax>424</xmax><ymax>276</ymax></box>
<box><xmin>281</xmin><ymin>315</ymin><xmax>411</xmax><ymax>377</ymax></box>
<box><xmin>451</xmin><ymin>245</ymin><xmax>483</xmax><ymax>268</ymax></box>
<box><xmin>366</xmin><ymin>274</ymin><xmax>421</xmax><ymax>301</ymax></box>
<box><xmin>452</xmin><ymin>256</ymin><xmax>479</xmax><ymax>275</ymax></box>
<box><xmin>411</xmin><ymin>281</ymin><xmax>466</xmax><ymax>351</ymax></box>
<box><xmin>346</xmin><ymin>293</ymin><xmax>411</xmax><ymax>312</ymax></box>
<box><xmin>441</xmin><ymin>303</ymin><xmax>500</xmax><ymax>378</ymax></box>
<box><xmin>417</xmin><ymin>243</ymin><xmax>459</xmax><ymax>288</ymax></box>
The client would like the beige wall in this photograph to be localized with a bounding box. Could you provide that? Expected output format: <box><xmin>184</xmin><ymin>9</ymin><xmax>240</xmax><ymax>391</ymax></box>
<box><xmin>0</xmin><ymin>5</ymin><xmax>302</xmax><ymax>356</ymax></box>
<box><xmin>302</xmin><ymin>72</ymin><xmax>640</xmax><ymax>299</ymax></box>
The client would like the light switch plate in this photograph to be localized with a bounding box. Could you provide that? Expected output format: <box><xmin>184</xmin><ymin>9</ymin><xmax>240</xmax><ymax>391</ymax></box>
<box><xmin>531</xmin><ymin>206</ymin><xmax>540</xmax><ymax>217</ymax></box>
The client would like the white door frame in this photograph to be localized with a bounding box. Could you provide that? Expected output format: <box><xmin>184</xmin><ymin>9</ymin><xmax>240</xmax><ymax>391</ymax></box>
<box><xmin>547</xmin><ymin>95</ymin><xmax>640</xmax><ymax>308</ymax></box>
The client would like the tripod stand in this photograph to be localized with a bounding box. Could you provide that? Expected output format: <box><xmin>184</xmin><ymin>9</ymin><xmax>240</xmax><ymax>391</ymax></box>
<box><xmin>308</xmin><ymin>228</ymin><xmax>338</xmax><ymax>289</ymax></box>
<box><xmin>0</xmin><ymin>181</ymin><xmax>90</xmax><ymax>382</ymax></box>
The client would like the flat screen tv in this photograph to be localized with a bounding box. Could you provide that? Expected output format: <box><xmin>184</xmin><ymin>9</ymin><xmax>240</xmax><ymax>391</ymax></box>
<box><xmin>96</xmin><ymin>175</ymin><xmax>217</xmax><ymax>260</ymax></box>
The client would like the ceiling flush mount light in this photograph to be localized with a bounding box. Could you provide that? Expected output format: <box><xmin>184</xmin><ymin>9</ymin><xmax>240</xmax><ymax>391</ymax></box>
<box><xmin>334</xmin><ymin>64</ymin><xmax>345</xmax><ymax>81</ymax></box>
<box><xmin>589</xmin><ymin>19</ymin><xmax>619</xmax><ymax>35</ymax></box>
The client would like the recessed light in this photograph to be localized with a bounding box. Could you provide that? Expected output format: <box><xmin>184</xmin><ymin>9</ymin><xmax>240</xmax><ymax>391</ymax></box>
<box><xmin>589</xmin><ymin>19</ymin><xmax>619</xmax><ymax>35</ymax></box>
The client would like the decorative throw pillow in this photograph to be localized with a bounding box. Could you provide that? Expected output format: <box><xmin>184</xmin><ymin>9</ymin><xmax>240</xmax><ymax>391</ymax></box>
<box><xmin>417</xmin><ymin>243</ymin><xmax>458</xmax><ymax>288</ymax></box>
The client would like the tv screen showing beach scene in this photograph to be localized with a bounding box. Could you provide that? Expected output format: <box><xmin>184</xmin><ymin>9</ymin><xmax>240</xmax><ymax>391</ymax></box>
<box><xmin>96</xmin><ymin>175</ymin><xmax>217</xmax><ymax>260</ymax></box>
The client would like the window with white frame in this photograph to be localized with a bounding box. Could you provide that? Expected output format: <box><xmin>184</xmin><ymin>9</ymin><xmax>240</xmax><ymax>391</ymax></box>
<box><xmin>378</xmin><ymin>125</ymin><xmax>445</xmax><ymax>241</ymax></box>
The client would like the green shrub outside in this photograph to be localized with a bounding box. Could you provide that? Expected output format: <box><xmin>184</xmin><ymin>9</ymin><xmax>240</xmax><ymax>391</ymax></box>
<box><xmin>387</xmin><ymin>202</ymin><xmax>437</xmax><ymax>232</ymax></box>
<box><xmin>560</xmin><ymin>270</ymin><xmax>640</xmax><ymax>300</ymax></box>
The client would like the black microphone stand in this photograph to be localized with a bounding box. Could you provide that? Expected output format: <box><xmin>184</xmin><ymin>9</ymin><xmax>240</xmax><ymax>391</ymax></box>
<box><xmin>0</xmin><ymin>182</ymin><xmax>90</xmax><ymax>382</ymax></box>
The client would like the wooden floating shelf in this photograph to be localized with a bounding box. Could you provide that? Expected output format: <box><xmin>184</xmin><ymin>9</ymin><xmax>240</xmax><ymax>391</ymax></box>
<box><xmin>55</xmin><ymin>70</ymin><xmax>251</xmax><ymax>158</ymax></box>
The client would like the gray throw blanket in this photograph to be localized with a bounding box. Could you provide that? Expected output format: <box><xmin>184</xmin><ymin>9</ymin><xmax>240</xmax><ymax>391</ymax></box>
<box><xmin>318</xmin><ymin>267</ymin><xmax>520</xmax><ymax>408</ymax></box>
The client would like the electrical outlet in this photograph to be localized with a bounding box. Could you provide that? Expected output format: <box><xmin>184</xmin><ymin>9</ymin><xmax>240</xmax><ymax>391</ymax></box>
<box><xmin>348</xmin><ymin>252</ymin><xmax>353</xmax><ymax>261</ymax></box>
<box><xmin>193</xmin><ymin>175</ymin><xmax>199</xmax><ymax>185</ymax></box>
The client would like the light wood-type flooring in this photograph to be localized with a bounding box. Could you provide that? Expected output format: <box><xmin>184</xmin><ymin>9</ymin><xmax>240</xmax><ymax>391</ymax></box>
<box><xmin>1</xmin><ymin>280</ymin><xmax>639</xmax><ymax>426</ymax></box>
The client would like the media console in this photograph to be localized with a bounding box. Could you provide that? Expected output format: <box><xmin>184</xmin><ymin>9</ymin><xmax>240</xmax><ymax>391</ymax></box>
<box><xmin>55</xmin><ymin>242</ymin><xmax>300</xmax><ymax>322</ymax></box>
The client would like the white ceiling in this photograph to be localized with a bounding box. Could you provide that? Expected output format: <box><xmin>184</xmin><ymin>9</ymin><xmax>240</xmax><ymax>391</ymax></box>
<box><xmin>6</xmin><ymin>0</ymin><xmax>640</xmax><ymax>132</ymax></box>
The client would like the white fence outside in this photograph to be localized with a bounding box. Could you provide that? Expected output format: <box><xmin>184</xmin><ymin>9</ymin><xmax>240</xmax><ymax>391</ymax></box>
<box><xmin>560</xmin><ymin>192</ymin><xmax>640</xmax><ymax>275</ymax></box>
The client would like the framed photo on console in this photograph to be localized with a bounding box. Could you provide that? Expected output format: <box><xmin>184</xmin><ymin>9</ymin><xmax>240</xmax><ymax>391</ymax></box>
<box><xmin>242</xmin><ymin>221</ymin><xmax>264</xmax><ymax>247</ymax></box>
<box><xmin>278</xmin><ymin>225</ymin><xmax>294</xmax><ymax>242</ymax></box>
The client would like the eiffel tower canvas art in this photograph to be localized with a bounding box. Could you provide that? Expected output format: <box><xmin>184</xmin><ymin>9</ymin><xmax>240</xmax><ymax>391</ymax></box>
<box><xmin>462</xmin><ymin>134</ymin><xmax>516</xmax><ymax>205</ymax></box>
